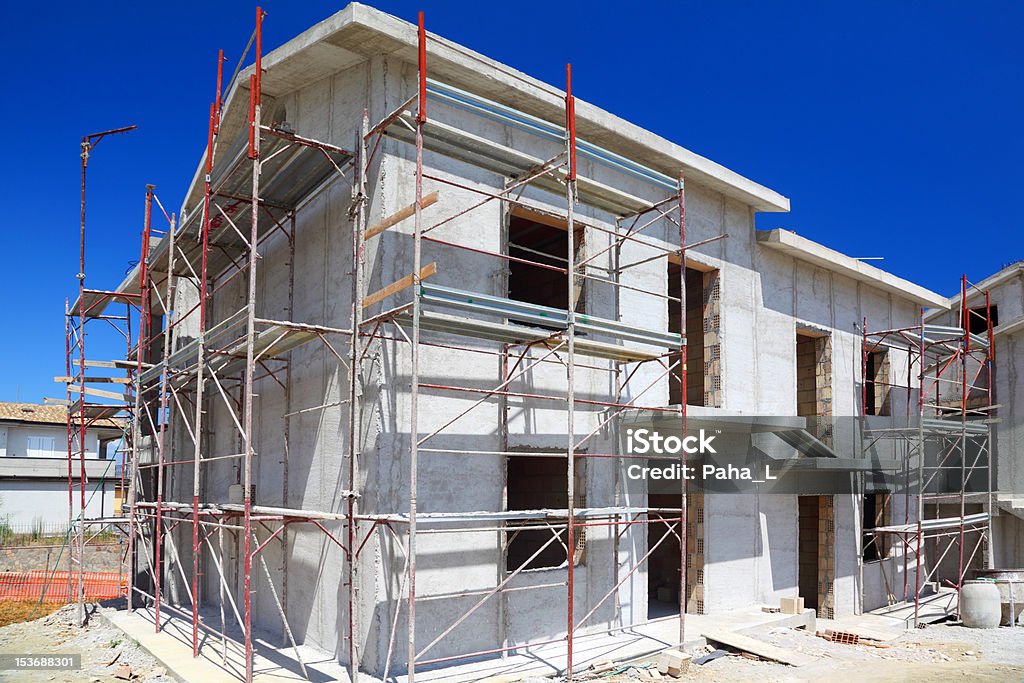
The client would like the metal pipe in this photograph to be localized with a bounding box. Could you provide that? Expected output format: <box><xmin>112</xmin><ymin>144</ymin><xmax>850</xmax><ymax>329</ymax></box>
<box><xmin>407</xmin><ymin>12</ymin><xmax>426</xmax><ymax>680</ymax></box>
<box><xmin>564</xmin><ymin>62</ymin><xmax>578</xmax><ymax>681</ymax></box>
<box><xmin>242</xmin><ymin>9</ymin><xmax>264</xmax><ymax>682</ymax></box>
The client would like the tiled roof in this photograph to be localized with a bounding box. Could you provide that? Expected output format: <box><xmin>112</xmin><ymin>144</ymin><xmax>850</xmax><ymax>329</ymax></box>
<box><xmin>0</xmin><ymin>402</ymin><xmax>122</xmax><ymax>430</ymax></box>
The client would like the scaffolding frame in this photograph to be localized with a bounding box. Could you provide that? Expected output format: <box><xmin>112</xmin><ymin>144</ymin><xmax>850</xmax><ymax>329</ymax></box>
<box><xmin>92</xmin><ymin>8</ymin><xmax>711</xmax><ymax>683</ymax></box>
<box><xmin>860</xmin><ymin>275</ymin><xmax>995</xmax><ymax>626</ymax></box>
<box><xmin>57</xmin><ymin>124</ymin><xmax>140</xmax><ymax>627</ymax></box>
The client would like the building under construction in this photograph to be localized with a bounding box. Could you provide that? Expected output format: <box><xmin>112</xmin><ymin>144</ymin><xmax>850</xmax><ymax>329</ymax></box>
<box><xmin>59</xmin><ymin>4</ymin><xmax>1022</xmax><ymax>682</ymax></box>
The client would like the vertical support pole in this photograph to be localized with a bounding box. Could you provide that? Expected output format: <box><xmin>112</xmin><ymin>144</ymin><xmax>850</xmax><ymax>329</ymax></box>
<box><xmin>858</xmin><ymin>317</ymin><xmax>867</xmax><ymax>613</ymax></box>
<box><xmin>155</xmin><ymin>209</ymin><xmax>178</xmax><ymax>633</ymax></box>
<box><xmin>913</xmin><ymin>308</ymin><xmax>925</xmax><ymax>627</ymax></box>
<box><xmin>498</xmin><ymin>343</ymin><xmax>510</xmax><ymax>656</ymax></box>
<box><xmin>958</xmin><ymin>275</ymin><xmax>967</xmax><ymax>591</ymax></box>
<box><xmin>243</xmin><ymin>9</ymin><xmax>265</xmax><ymax>682</ymax></box>
<box><xmin>407</xmin><ymin>12</ymin><xmax>426</xmax><ymax>681</ymax></box>
<box><xmin>129</xmin><ymin>186</ymin><xmax>154</xmax><ymax>614</ymax></box>
<box><xmin>191</xmin><ymin>50</ymin><xmax>222</xmax><ymax>653</ymax></box>
<box><xmin>282</xmin><ymin>213</ymin><xmax>295</xmax><ymax>643</ymax></box>
<box><xmin>985</xmin><ymin>290</ymin><xmax>994</xmax><ymax>570</ymax></box>
<box><xmin>347</xmin><ymin>111</ymin><xmax>369</xmax><ymax>683</ymax></box>
<box><xmin>564</xmin><ymin>62</ymin><xmax>578</xmax><ymax>680</ymax></box>
<box><xmin>76</xmin><ymin>136</ymin><xmax>90</xmax><ymax>627</ymax></box>
<box><xmin>65</xmin><ymin>300</ymin><xmax>73</xmax><ymax>605</ymax></box>
<box><xmin>676</xmin><ymin>173</ymin><xmax>687</xmax><ymax>646</ymax></box>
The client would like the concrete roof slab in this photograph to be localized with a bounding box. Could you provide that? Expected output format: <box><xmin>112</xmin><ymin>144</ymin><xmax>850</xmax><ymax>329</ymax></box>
<box><xmin>756</xmin><ymin>228</ymin><xmax>948</xmax><ymax>308</ymax></box>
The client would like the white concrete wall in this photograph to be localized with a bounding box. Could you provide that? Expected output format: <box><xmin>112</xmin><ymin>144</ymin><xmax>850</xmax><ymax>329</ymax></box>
<box><xmin>0</xmin><ymin>423</ymin><xmax>116</xmax><ymax>527</ymax></box>
<box><xmin>0</xmin><ymin>479</ymin><xmax>115</xmax><ymax>526</ymax></box>
<box><xmin>2</xmin><ymin>424</ymin><xmax>103</xmax><ymax>459</ymax></box>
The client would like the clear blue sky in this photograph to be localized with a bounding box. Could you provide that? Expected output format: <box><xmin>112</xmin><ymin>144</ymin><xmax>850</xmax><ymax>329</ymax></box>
<box><xmin>0</xmin><ymin>1</ymin><xmax>1020</xmax><ymax>404</ymax></box>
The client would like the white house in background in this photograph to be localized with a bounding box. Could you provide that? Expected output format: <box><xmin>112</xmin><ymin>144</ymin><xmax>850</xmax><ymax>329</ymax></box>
<box><xmin>0</xmin><ymin>402</ymin><xmax>122</xmax><ymax>528</ymax></box>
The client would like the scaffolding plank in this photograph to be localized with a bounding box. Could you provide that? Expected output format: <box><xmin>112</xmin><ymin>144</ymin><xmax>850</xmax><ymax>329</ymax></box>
<box><xmin>385</xmin><ymin>112</ymin><xmax>653</xmax><ymax>216</ymax></box>
<box><xmin>395</xmin><ymin>310</ymin><xmax>663</xmax><ymax>362</ymax></box>
<box><xmin>67</xmin><ymin>385</ymin><xmax>129</xmax><ymax>401</ymax></box>
<box><xmin>871</xmin><ymin>512</ymin><xmax>990</xmax><ymax>534</ymax></box>
<box><xmin>70</xmin><ymin>289</ymin><xmax>139</xmax><ymax>319</ymax></box>
<box><xmin>701</xmin><ymin>631</ymin><xmax>816</xmax><ymax>667</ymax></box>
<box><xmin>362</xmin><ymin>262</ymin><xmax>437</xmax><ymax>309</ymax></box>
<box><xmin>365</xmin><ymin>191</ymin><xmax>439</xmax><ymax>240</ymax></box>
<box><xmin>55</xmin><ymin>376</ymin><xmax>131</xmax><ymax>385</ymax></box>
<box><xmin>420</xmin><ymin>283</ymin><xmax>681</xmax><ymax>349</ymax></box>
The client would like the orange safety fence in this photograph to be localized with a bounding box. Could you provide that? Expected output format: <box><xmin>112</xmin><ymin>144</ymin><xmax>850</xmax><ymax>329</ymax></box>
<box><xmin>0</xmin><ymin>571</ymin><xmax>127</xmax><ymax>602</ymax></box>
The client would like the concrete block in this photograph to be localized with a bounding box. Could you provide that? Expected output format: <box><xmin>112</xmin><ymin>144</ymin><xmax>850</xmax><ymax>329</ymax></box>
<box><xmin>656</xmin><ymin>649</ymin><xmax>691</xmax><ymax>677</ymax></box>
<box><xmin>228</xmin><ymin>484</ymin><xmax>256</xmax><ymax>504</ymax></box>
<box><xmin>780</xmin><ymin>596</ymin><xmax>804</xmax><ymax>614</ymax></box>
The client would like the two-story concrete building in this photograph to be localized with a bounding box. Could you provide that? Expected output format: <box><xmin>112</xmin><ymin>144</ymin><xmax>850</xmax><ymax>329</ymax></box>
<box><xmin>87</xmin><ymin>4</ymin><xmax>1019</xmax><ymax>680</ymax></box>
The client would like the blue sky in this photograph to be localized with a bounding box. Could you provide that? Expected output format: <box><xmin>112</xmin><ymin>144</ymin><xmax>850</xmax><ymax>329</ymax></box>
<box><xmin>0</xmin><ymin>1</ymin><xmax>1020</xmax><ymax>403</ymax></box>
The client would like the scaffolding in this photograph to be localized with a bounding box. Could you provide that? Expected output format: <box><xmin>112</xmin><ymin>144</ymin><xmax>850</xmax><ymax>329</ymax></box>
<box><xmin>79</xmin><ymin>8</ymin><xmax>717</xmax><ymax>682</ymax></box>
<box><xmin>860</xmin><ymin>275</ymin><xmax>995</xmax><ymax>626</ymax></box>
<box><xmin>55</xmin><ymin>125</ymin><xmax>140</xmax><ymax>626</ymax></box>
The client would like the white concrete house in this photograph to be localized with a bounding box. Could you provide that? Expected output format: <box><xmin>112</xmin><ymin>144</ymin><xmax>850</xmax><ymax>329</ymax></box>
<box><xmin>0</xmin><ymin>402</ymin><xmax>121</xmax><ymax>528</ymax></box>
<box><xmin>101</xmin><ymin>4</ymin><xmax>1021</xmax><ymax>679</ymax></box>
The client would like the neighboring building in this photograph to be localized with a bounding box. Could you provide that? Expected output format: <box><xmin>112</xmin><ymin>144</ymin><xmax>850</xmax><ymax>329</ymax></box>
<box><xmin>0</xmin><ymin>402</ymin><xmax>121</xmax><ymax>528</ymax></box>
<box><xmin>84</xmin><ymin>3</ymin><xmax>1020</xmax><ymax>679</ymax></box>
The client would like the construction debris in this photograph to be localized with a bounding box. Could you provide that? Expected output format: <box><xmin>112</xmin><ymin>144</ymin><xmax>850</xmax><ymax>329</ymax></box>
<box><xmin>702</xmin><ymin>630</ymin><xmax>817</xmax><ymax>667</ymax></box>
<box><xmin>693</xmin><ymin>649</ymin><xmax>729</xmax><ymax>665</ymax></box>
<box><xmin>656</xmin><ymin>649</ymin><xmax>692</xmax><ymax>677</ymax></box>
<box><xmin>823</xmin><ymin>628</ymin><xmax>861</xmax><ymax>645</ymax></box>
<box><xmin>780</xmin><ymin>596</ymin><xmax>805</xmax><ymax>614</ymax></box>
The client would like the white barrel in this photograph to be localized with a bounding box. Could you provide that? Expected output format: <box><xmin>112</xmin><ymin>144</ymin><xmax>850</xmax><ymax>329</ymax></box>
<box><xmin>960</xmin><ymin>580</ymin><xmax>1002</xmax><ymax>628</ymax></box>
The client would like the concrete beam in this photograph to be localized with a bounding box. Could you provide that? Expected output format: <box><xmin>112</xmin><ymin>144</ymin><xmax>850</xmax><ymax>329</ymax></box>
<box><xmin>756</xmin><ymin>229</ymin><xmax>948</xmax><ymax>308</ymax></box>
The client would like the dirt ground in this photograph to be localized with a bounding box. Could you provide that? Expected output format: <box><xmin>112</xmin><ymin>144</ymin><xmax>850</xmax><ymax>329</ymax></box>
<box><xmin>565</xmin><ymin>621</ymin><xmax>1024</xmax><ymax>683</ymax></box>
<box><xmin>1</xmin><ymin>605</ymin><xmax>1022</xmax><ymax>682</ymax></box>
<box><xmin>0</xmin><ymin>601</ymin><xmax>63</xmax><ymax>629</ymax></box>
<box><xmin>0</xmin><ymin>604</ymin><xmax>173</xmax><ymax>682</ymax></box>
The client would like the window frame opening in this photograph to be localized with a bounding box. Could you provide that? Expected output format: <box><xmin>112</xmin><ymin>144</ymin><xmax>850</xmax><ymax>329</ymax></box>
<box><xmin>505</xmin><ymin>452</ymin><xmax>586</xmax><ymax>573</ymax></box>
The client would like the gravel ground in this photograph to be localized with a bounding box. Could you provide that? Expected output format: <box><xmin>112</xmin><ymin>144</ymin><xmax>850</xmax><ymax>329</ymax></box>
<box><xmin>2</xmin><ymin>605</ymin><xmax>1022</xmax><ymax>683</ymax></box>
<box><xmin>0</xmin><ymin>604</ymin><xmax>175</xmax><ymax>683</ymax></box>
<box><xmin>564</xmin><ymin>621</ymin><xmax>1024</xmax><ymax>682</ymax></box>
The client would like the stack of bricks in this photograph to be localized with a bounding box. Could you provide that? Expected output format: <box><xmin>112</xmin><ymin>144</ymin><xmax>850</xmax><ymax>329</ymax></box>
<box><xmin>818</xmin><ymin>495</ymin><xmax>836</xmax><ymax>619</ymax></box>
<box><xmin>702</xmin><ymin>270</ymin><xmax>722</xmax><ymax>408</ymax></box>
<box><xmin>686</xmin><ymin>492</ymin><xmax>705</xmax><ymax>614</ymax></box>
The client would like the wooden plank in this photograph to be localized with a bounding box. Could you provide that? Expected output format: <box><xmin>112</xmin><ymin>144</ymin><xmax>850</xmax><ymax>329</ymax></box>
<box><xmin>701</xmin><ymin>630</ymin><xmax>816</xmax><ymax>667</ymax></box>
<box><xmin>54</xmin><ymin>376</ymin><xmax>131</xmax><ymax>385</ymax></box>
<box><xmin>364</xmin><ymin>191</ymin><xmax>439</xmax><ymax>240</ymax></box>
<box><xmin>66</xmin><ymin>385</ymin><xmax>128</xmax><ymax>401</ymax></box>
<box><xmin>83</xmin><ymin>360</ymin><xmax>118</xmax><ymax>369</ymax></box>
<box><xmin>43</xmin><ymin>398</ymin><xmax>72</xmax><ymax>406</ymax></box>
<box><xmin>361</xmin><ymin>262</ymin><xmax>437</xmax><ymax>309</ymax></box>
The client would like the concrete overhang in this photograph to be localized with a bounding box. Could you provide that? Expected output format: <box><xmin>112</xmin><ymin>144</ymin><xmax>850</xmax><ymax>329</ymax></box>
<box><xmin>757</xmin><ymin>229</ymin><xmax>948</xmax><ymax>309</ymax></box>
<box><xmin>180</xmin><ymin>2</ymin><xmax>789</xmax><ymax>219</ymax></box>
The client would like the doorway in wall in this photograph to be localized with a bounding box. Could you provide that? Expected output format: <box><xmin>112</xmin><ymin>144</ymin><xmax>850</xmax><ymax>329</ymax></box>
<box><xmin>797</xmin><ymin>493</ymin><xmax>835</xmax><ymax>617</ymax></box>
<box><xmin>647</xmin><ymin>490</ymin><xmax>704</xmax><ymax>617</ymax></box>
<box><xmin>798</xmin><ymin>495</ymin><xmax>821</xmax><ymax>611</ymax></box>
<box><xmin>648</xmin><ymin>493</ymin><xmax>682</xmax><ymax>617</ymax></box>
